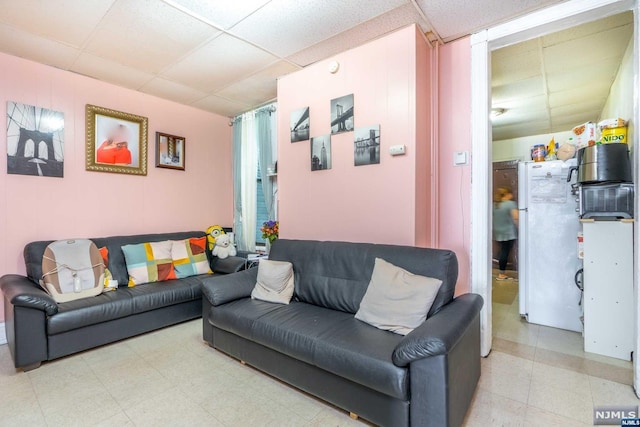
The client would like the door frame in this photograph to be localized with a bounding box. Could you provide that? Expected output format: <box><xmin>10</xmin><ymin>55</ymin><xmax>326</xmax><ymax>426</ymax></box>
<box><xmin>470</xmin><ymin>0</ymin><xmax>639</xmax><ymax>390</ymax></box>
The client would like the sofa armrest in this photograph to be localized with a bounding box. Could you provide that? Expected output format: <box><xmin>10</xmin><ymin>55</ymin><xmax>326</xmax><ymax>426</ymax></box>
<box><xmin>392</xmin><ymin>293</ymin><xmax>483</xmax><ymax>366</ymax></box>
<box><xmin>0</xmin><ymin>274</ymin><xmax>58</xmax><ymax>316</ymax></box>
<box><xmin>210</xmin><ymin>256</ymin><xmax>246</xmax><ymax>274</ymax></box>
<box><xmin>201</xmin><ymin>268</ymin><xmax>258</xmax><ymax>306</ymax></box>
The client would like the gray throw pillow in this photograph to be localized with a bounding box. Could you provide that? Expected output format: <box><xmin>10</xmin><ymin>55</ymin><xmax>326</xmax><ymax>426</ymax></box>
<box><xmin>251</xmin><ymin>259</ymin><xmax>295</xmax><ymax>304</ymax></box>
<box><xmin>355</xmin><ymin>257</ymin><xmax>442</xmax><ymax>335</ymax></box>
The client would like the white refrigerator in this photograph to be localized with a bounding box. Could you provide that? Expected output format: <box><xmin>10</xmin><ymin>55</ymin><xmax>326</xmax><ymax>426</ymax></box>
<box><xmin>517</xmin><ymin>159</ymin><xmax>583</xmax><ymax>332</ymax></box>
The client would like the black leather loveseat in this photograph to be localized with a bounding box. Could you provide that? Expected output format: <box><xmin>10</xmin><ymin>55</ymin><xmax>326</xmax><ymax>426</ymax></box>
<box><xmin>202</xmin><ymin>239</ymin><xmax>484</xmax><ymax>427</ymax></box>
<box><xmin>0</xmin><ymin>231</ymin><xmax>244</xmax><ymax>371</ymax></box>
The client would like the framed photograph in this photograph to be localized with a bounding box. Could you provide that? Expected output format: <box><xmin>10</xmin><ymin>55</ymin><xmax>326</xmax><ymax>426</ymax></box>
<box><xmin>290</xmin><ymin>106</ymin><xmax>310</xmax><ymax>142</ymax></box>
<box><xmin>311</xmin><ymin>134</ymin><xmax>331</xmax><ymax>171</ymax></box>
<box><xmin>354</xmin><ymin>125</ymin><xmax>380</xmax><ymax>166</ymax></box>
<box><xmin>85</xmin><ymin>104</ymin><xmax>148</xmax><ymax>175</ymax></box>
<box><xmin>155</xmin><ymin>132</ymin><xmax>185</xmax><ymax>170</ymax></box>
<box><xmin>6</xmin><ymin>101</ymin><xmax>64</xmax><ymax>177</ymax></box>
<box><xmin>330</xmin><ymin>94</ymin><xmax>354</xmax><ymax>134</ymax></box>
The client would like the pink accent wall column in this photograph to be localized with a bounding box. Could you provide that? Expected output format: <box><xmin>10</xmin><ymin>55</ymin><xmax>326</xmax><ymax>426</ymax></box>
<box><xmin>0</xmin><ymin>53</ymin><xmax>233</xmax><ymax>322</ymax></box>
<box><xmin>277</xmin><ymin>25</ymin><xmax>432</xmax><ymax>246</ymax></box>
<box><xmin>437</xmin><ymin>37</ymin><xmax>473</xmax><ymax>294</ymax></box>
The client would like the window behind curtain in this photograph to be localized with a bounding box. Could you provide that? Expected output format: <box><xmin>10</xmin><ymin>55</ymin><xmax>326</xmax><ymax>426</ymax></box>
<box><xmin>255</xmin><ymin>157</ymin><xmax>269</xmax><ymax>244</ymax></box>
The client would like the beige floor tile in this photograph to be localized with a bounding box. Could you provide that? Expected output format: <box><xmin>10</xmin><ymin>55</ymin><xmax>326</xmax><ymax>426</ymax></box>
<box><xmin>523</xmin><ymin>405</ymin><xmax>592</xmax><ymax>426</ymax></box>
<box><xmin>308</xmin><ymin>406</ymin><xmax>374</xmax><ymax>426</ymax></box>
<box><xmin>527</xmin><ymin>380</ymin><xmax>593</xmax><ymax>424</ymax></box>
<box><xmin>589</xmin><ymin>375</ymin><xmax>639</xmax><ymax>406</ymax></box>
<box><xmin>125</xmin><ymin>387</ymin><xmax>224</xmax><ymax>427</ymax></box>
<box><xmin>94</xmin><ymin>411</ymin><xmax>134</xmax><ymax>427</ymax></box>
<box><xmin>530</xmin><ymin>363</ymin><xmax>591</xmax><ymax>397</ymax></box>
<box><xmin>462</xmin><ymin>387</ymin><xmax>527</xmax><ymax>427</ymax></box>
<box><xmin>494</xmin><ymin>315</ymin><xmax>540</xmax><ymax>346</ymax></box>
<box><xmin>492</xmin><ymin>337</ymin><xmax>536</xmax><ymax>361</ymax></box>
<box><xmin>479</xmin><ymin>352</ymin><xmax>533</xmax><ymax>403</ymax></box>
<box><xmin>536</xmin><ymin>325</ymin><xmax>585</xmax><ymax>357</ymax></box>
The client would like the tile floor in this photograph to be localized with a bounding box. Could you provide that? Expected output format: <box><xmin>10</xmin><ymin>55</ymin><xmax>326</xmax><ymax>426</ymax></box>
<box><xmin>0</xmin><ymin>278</ymin><xmax>636</xmax><ymax>426</ymax></box>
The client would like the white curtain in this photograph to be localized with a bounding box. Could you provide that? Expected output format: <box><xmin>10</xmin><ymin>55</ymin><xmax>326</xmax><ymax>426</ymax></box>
<box><xmin>239</xmin><ymin>112</ymin><xmax>257</xmax><ymax>252</ymax></box>
<box><xmin>256</xmin><ymin>107</ymin><xmax>276</xmax><ymax>220</ymax></box>
<box><xmin>232</xmin><ymin>104</ymin><xmax>277</xmax><ymax>252</ymax></box>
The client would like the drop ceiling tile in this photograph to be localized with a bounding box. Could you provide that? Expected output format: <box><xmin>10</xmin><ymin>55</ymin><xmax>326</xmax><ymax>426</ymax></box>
<box><xmin>416</xmin><ymin>0</ymin><xmax>565</xmax><ymax>41</ymax></box>
<box><xmin>0</xmin><ymin>0</ymin><xmax>115</xmax><ymax>47</ymax></box>
<box><xmin>71</xmin><ymin>53</ymin><xmax>154</xmax><ymax>90</ymax></box>
<box><xmin>549</xmin><ymin>83</ymin><xmax>610</xmax><ymax>108</ymax></box>
<box><xmin>551</xmin><ymin>99</ymin><xmax>605</xmax><ymax>119</ymax></box>
<box><xmin>0</xmin><ymin>23</ymin><xmax>79</xmax><ymax>70</ymax></box>
<box><xmin>191</xmin><ymin>95</ymin><xmax>252</xmax><ymax>117</ymax></box>
<box><xmin>140</xmin><ymin>77</ymin><xmax>208</xmax><ymax>104</ymax></box>
<box><xmin>228</xmin><ymin>0</ymin><xmax>408</xmax><ymax>57</ymax></box>
<box><xmin>84</xmin><ymin>0</ymin><xmax>219</xmax><ymax>73</ymax></box>
<box><xmin>543</xmin><ymin>25</ymin><xmax>632</xmax><ymax>73</ymax></box>
<box><xmin>546</xmin><ymin>62</ymin><xmax>619</xmax><ymax>93</ymax></box>
<box><xmin>492</xmin><ymin>46</ymin><xmax>542</xmax><ymax>86</ymax></box>
<box><xmin>216</xmin><ymin>61</ymin><xmax>300</xmax><ymax>105</ymax></box>
<box><xmin>551</xmin><ymin>111</ymin><xmax>601</xmax><ymax>130</ymax></box>
<box><xmin>166</xmin><ymin>0</ymin><xmax>271</xmax><ymax>29</ymax></box>
<box><xmin>493</xmin><ymin>119</ymin><xmax>552</xmax><ymax>141</ymax></box>
<box><xmin>162</xmin><ymin>34</ymin><xmax>278</xmax><ymax>92</ymax></box>
<box><xmin>492</xmin><ymin>77</ymin><xmax>545</xmax><ymax>103</ymax></box>
<box><xmin>542</xmin><ymin>11</ymin><xmax>633</xmax><ymax>47</ymax></box>
<box><xmin>288</xmin><ymin>4</ymin><xmax>429</xmax><ymax>67</ymax></box>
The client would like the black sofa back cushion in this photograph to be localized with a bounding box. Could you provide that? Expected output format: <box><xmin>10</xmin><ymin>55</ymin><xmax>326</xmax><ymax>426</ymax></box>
<box><xmin>24</xmin><ymin>231</ymin><xmax>206</xmax><ymax>287</ymax></box>
<box><xmin>268</xmin><ymin>239</ymin><xmax>458</xmax><ymax>317</ymax></box>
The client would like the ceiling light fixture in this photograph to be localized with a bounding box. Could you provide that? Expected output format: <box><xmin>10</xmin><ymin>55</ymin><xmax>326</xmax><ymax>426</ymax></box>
<box><xmin>490</xmin><ymin>108</ymin><xmax>505</xmax><ymax>119</ymax></box>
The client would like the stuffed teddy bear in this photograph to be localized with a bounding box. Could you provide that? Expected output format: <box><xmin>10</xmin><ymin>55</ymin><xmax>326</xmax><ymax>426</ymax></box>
<box><xmin>212</xmin><ymin>234</ymin><xmax>237</xmax><ymax>259</ymax></box>
<box><xmin>206</xmin><ymin>225</ymin><xmax>225</xmax><ymax>251</ymax></box>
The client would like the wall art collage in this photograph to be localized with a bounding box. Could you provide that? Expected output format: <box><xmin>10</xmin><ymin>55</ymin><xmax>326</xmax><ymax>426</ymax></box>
<box><xmin>6</xmin><ymin>101</ymin><xmax>185</xmax><ymax>178</ymax></box>
<box><xmin>289</xmin><ymin>94</ymin><xmax>380</xmax><ymax>171</ymax></box>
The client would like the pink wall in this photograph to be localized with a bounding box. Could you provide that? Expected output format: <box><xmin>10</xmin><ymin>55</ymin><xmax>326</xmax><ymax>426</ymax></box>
<box><xmin>277</xmin><ymin>25</ymin><xmax>432</xmax><ymax>246</ymax></box>
<box><xmin>436</xmin><ymin>37</ymin><xmax>472</xmax><ymax>294</ymax></box>
<box><xmin>0</xmin><ymin>53</ymin><xmax>233</xmax><ymax>322</ymax></box>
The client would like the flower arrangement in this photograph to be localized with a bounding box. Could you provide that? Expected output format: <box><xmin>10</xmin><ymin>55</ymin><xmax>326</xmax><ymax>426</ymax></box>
<box><xmin>261</xmin><ymin>220</ymin><xmax>279</xmax><ymax>243</ymax></box>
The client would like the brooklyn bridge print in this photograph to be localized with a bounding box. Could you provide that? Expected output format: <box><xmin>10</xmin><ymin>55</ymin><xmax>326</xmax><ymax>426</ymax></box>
<box><xmin>7</xmin><ymin>101</ymin><xmax>64</xmax><ymax>177</ymax></box>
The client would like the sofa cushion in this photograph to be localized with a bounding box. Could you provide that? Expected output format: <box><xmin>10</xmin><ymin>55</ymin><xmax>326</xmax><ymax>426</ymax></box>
<box><xmin>251</xmin><ymin>260</ymin><xmax>294</xmax><ymax>305</ymax></box>
<box><xmin>48</xmin><ymin>290</ymin><xmax>133</xmax><ymax>335</ymax></box>
<box><xmin>355</xmin><ymin>258</ymin><xmax>442</xmax><ymax>335</ymax></box>
<box><xmin>269</xmin><ymin>239</ymin><xmax>458</xmax><ymax>317</ymax></box>
<box><xmin>126</xmin><ymin>275</ymin><xmax>203</xmax><ymax>314</ymax></box>
<box><xmin>209</xmin><ymin>300</ymin><xmax>408</xmax><ymax>400</ymax></box>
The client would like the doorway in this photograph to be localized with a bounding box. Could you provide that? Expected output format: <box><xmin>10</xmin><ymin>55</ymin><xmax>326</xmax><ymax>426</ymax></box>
<box><xmin>469</xmin><ymin>0</ymin><xmax>639</xmax><ymax>391</ymax></box>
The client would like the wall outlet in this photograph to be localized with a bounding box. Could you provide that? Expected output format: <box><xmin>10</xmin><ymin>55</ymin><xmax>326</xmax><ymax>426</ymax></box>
<box><xmin>389</xmin><ymin>145</ymin><xmax>406</xmax><ymax>156</ymax></box>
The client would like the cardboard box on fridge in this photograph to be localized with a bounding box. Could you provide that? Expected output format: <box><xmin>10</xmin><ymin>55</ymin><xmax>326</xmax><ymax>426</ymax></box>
<box><xmin>572</xmin><ymin>122</ymin><xmax>597</xmax><ymax>149</ymax></box>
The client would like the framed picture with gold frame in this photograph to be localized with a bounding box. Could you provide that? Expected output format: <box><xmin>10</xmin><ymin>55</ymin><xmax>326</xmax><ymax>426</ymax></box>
<box><xmin>85</xmin><ymin>104</ymin><xmax>148</xmax><ymax>175</ymax></box>
<box><xmin>155</xmin><ymin>132</ymin><xmax>185</xmax><ymax>170</ymax></box>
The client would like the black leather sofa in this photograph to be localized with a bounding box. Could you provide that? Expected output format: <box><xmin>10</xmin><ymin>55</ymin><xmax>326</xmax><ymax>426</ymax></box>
<box><xmin>202</xmin><ymin>239</ymin><xmax>484</xmax><ymax>427</ymax></box>
<box><xmin>0</xmin><ymin>231</ymin><xmax>244</xmax><ymax>371</ymax></box>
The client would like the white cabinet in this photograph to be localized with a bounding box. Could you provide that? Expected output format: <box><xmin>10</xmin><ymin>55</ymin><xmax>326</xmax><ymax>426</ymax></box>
<box><xmin>582</xmin><ymin>220</ymin><xmax>634</xmax><ymax>360</ymax></box>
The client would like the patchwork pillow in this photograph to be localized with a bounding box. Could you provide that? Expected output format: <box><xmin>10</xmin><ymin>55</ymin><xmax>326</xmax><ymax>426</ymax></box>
<box><xmin>121</xmin><ymin>241</ymin><xmax>176</xmax><ymax>287</ymax></box>
<box><xmin>171</xmin><ymin>237</ymin><xmax>212</xmax><ymax>278</ymax></box>
<box><xmin>355</xmin><ymin>258</ymin><xmax>442</xmax><ymax>335</ymax></box>
<box><xmin>251</xmin><ymin>259</ymin><xmax>294</xmax><ymax>305</ymax></box>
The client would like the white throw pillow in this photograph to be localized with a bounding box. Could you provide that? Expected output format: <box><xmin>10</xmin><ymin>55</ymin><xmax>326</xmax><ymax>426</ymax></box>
<box><xmin>251</xmin><ymin>259</ymin><xmax>295</xmax><ymax>304</ymax></box>
<box><xmin>355</xmin><ymin>258</ymin><xmax>442</xmax><ymax>335</ymax></box>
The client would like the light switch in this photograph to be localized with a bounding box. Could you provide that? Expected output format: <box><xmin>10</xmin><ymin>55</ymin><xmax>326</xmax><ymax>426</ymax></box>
<box><xmin>453</xmin><ymin>151</ymin><xmax>468</xmax><ymax>166</ymax></box>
